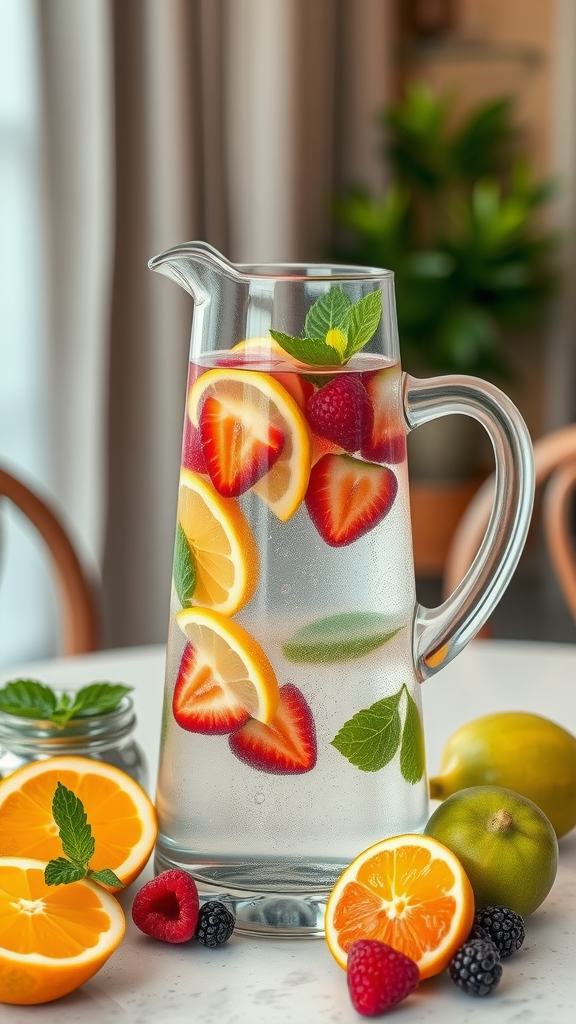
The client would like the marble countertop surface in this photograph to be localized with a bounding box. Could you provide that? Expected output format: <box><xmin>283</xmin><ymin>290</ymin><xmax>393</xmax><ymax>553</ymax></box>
<box><xmin>2</xmin><ymin>638</ymin><xmax>575</xmax><ymax>1024</ymax></box>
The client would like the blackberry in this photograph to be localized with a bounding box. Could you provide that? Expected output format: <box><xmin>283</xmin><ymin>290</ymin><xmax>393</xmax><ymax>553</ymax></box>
<box><xmin>472</xmin><ymin>906</ymin><xmax>525</xmax><ymax>958</ymax></box>
<box><xmin>195</xmin><ymin>901</ymin><xmax>235</xmax><ymax>947</ymax></box>
<box><xmin>449</xmin><ymin>939</ymin><xmax>502</xmax><ymax>997</ymax></box>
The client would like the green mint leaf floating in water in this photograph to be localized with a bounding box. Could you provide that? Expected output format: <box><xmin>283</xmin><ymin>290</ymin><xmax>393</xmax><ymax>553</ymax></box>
<box><xmin>174</xmin><ymin>521</ymin><xmax>197</xmax><ymax>607</ymax></box>
<box><xmin>44</xmin><ymin>782</ymin><xmax>124</xmax><ymax>889</ymax></box>
<box><xmin>89</xmin><ymin>868</ymin><xmax>124</xmax><ymax>888</ymax></box>
<box><xmin>44</xmin><ymin>857</ymin><xmax>87</xmax><ymax>887</ymax></box>
<box><xmin>270</xmin><ymin>287</ymin><xmax>382</xmax><ymax>367</ymax></box>
<box><xmin>52</xmin><ymin>781</ymin><xmax>95</xmax><ymax>866</ymax></box>
<box><xmin>331</xmin><ymin>691</ymin><xmax>403</xmax><ymax>772</ymax></box>
<box><xmin>400</xmin><ymin>689</ymin><xmax>425</xmax><ymax>784</ymax></box>
<box><xmin>282</xmin><ymin>613</ymin><xmax>402</xmax><ymax>663</ymax></box>
<box><xmin>0</xmin><ymin>679</ymin><xmax>57</xmax><ymax>720</ymax></box>
<box><xmin>304</xmin><ymin>286</ymin><xmax>351</xmax><ymax>340</ymax></box>
<box><xmin>269</xmin><ymin>331</ymin><xmax>342</xmax><ymax>366</ymax></box>
<box><xmin>0</xmin><ymin>679</ymin><xmax>132</xmax><ymax>726</ymax></box>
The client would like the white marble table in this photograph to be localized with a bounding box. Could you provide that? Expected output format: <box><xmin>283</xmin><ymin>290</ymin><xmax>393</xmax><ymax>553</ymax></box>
<box><xmin>1</xmin><ymin>639</ymin><xmax>575</xmax><ymax>1023</ymax></box>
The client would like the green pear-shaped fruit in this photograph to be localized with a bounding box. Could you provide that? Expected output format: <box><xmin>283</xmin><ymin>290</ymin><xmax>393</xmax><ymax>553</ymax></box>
<box><xmin>425</xmin><ymin>785</ymin><xmax>558</xmax><ymax>916</ymax></box>
<box><xmin>429</xmin><ymin>712</ymin><xmax>576</xmax><ymax>837</ymax></box>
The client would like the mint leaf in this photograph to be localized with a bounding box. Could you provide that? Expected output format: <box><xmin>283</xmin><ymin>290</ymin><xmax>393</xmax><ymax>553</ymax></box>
<box><xmin>52</xmin><ymin>782</ymin><xmax>95</xmax><ymax>865</ymax></box>
<box><xmin>269</xmin><ymin>331</ymin><xmax>342</xmax><ymax>366</ymax></box>
<box><xmin>331</xmin><ymin>691</ymin><xmax>402</xmax><ymax>771</ymax></box>
<box><xmin>173</xmin><ymin>522</ymin><xmax>197</xmax><ymax>607</ymax></box>
<box><xmin>344</xmin><ymin>291</ymin><xmax>382</xmax><ymax>358</ymax></box>
<box><xmin>282</xmin><ymin>613</ymin><xmax>402</xmax><ymax>663</ymax></box>
<box><xmin>304</xmin><ymin>286</ymin><xmax>351</xmax><ymax>339</ymax></box>
<box><xmin>89</xmin><ymin>868</ymin><xmax>124</xmax><ymax>889</ymax></box>
<box><xmin>0</xmin><ymin>679</ymin><xmax>57</xmax><ymax>719</ymax></box>
<box><xmin>400</xmin><ymin>689</ymin><xmax>425</xmax><ymax>785</ymax></box>
<box><xmin>44</xmin><ymin>858</ymin><xmax>86</xmax><ymax>886</ymax></box>
<box><xmin>67</xmin><ymin>683</ymin><xmax>132</xmax><ymax>721</ymax></box>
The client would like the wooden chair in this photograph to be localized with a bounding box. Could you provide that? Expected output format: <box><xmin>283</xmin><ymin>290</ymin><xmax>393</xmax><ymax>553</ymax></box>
<box><xmin>443</xmin><ymin>425</ymin><xmax>576</xmax><ymax>635</ymax></box>
<box><xmin>0</xmin><ymin>467</ymin><xmax>100</xmax><ymax>656</ymax></box>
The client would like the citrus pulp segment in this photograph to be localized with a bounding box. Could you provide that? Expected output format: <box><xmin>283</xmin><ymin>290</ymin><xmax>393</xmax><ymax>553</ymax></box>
<box><xmin>176</xmin><ymin>606</ymin><xmax>280</xmax><ymax>724</ymax></box>
<box><xmin>325</xmin><ymin>833</ymin><xmax>475</xmax><ymax>979</ymax></box>
<box><xmin>177</xmin><ymin>469</ymin><xmax>258</xmax><ymax>616</ymax></box>
<box><xmin>0</xmin><ymin>757</ymin><xmax>157</xmax><ymax>889</ymax></box>
<box><xmin>0</xmin><ymin>857</ymin><xmax>125</xmax><ymax>1005</ymax></box>
<box><xmin>188</xmin><ymin>367</ymin><xmax>312</xmax><ymax>521</ymax></box>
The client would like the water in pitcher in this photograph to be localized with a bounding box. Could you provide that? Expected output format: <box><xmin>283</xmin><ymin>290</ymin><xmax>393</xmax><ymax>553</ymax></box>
<box><xmin>154</xmin><ymin>346</ymin><xmax>429</xmax><ymax>907</ymax></box>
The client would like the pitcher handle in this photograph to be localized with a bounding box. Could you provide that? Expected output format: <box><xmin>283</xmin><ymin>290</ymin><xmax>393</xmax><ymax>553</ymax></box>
<box><xmin>404</xmin><ymin>373</ymin><xmax>535</xmax><ymax>681</ymax></box>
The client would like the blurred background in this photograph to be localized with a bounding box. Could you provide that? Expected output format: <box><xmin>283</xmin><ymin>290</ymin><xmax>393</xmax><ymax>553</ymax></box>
<box><xmin>1</xmin><ymin>0</ymin><xmax>576</xmax><ymax>668</ymax></box>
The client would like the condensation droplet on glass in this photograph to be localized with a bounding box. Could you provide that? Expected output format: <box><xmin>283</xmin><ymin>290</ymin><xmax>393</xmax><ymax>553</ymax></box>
<box><xmin>281</xmin><ymin>584</ymin><xmax>291</xmax><ymax>595</ymax></box>
<box><xmin>254</xmin><ymin>791</ymin><xmax>265</xmax><ymax>805</ymax></box>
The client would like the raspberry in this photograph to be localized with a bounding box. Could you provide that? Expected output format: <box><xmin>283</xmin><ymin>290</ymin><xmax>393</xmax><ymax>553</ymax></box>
<box><xmin>449</xmin><ymin>939</ymin><xmax>503</xmax><ymax>996</ymax></box>
<box><xmin>306</xmin><ymin>376</ymin><xmax>374</xmax><ymax>453</ymax></box>
<box><xmin>346</xmin><ymin>940</ymin><xmax>419</xmax><ymax>1016</ymax></box>
<box><xmin>195</xmin><ymin>901</ymin><xmax>235</xmax><ymax>947</ymax></box>
<box><xmin>472</xmin><ymin>906</ymin><xmax>525</xmax><ymax>958</ymax></box>
<box><xmin>132</xmin><ymin>870</ymin><xmax>199</xmax><ymax>943</ymax></box>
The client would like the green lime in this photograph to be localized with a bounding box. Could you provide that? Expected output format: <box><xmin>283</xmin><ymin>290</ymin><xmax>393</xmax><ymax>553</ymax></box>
<box><xmin>424</xmin><ymin>785</ymin><xmax>558</xmax><ymax>916</ymax></box>
<box><xmin>428</xmin><ymin>712</ymin><xmax>576</xmax><ymax>837</ymax></box>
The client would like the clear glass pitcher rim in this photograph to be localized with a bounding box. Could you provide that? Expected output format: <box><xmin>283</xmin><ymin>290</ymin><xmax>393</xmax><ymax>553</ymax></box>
<box><xmin>148</xmin><ymin>240</ymin><xmax>393</xmax><ymax>283</ymax></box>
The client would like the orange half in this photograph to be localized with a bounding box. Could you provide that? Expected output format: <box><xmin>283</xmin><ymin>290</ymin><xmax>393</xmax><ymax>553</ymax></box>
<box><xmin>325</xmin><ymin>833</ymin><xmax>475</xmax><ymax>979</ymax></box>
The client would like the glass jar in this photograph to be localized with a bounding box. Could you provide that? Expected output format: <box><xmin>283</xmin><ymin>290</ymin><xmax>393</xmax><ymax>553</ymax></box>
<box><xmin>0</xmin><ymin>695</ymin><xmax>148</xmax><ymax>789</ymax></box>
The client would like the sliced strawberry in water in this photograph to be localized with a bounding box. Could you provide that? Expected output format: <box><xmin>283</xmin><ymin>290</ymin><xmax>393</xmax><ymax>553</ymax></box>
<box><xmin>229</xmin><ymin>683</ymin><xmax>317</xmax><ymax>774</ymax></box>
<box><xmin>271</xmin><ymin>373</ymin><xmax>315</xmax><ymax>412</ymax></box>
<box><xmin>199</xmin><ymin>394</ymin><xmax>285</xmax><ymax>497</ymax></box>
<box><xmin>173</xmin><ymin>643</ymin><xmax>250</xmax><ymax>734</ymax></box>
<box><xmin>361</xmin><ymin>366</ymin><xmax>406</xmax><ymax>465</ymax></box>
<box><xmin>306</xmin><ymin>453</ymin><xmax>398</xmax><ymax>546</ymax></box>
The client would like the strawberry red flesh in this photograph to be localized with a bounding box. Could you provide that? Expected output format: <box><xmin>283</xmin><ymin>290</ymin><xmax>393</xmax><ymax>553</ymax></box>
<box><xmin>360</xmin><ymin>367</ymin><xmax>406</xmax><ymax>465</ymax></box>
<box><xmin>229</xmin><ymin>683</ymin><xmax>317</xmax><ymax>774</ymax></box>
<box><xmin>306</xmin><ymin>376</ymin><xmax>374</xmax><ymax>453</ymax></box>
<box><xmin>132</xmin><ymin>870</ymin><xmax>200</xmax><ymax>944</ymax></box>
<box><xmin>182</xmin><ymin>415</ymin><xmax>209</xmax><ymax>473</ymax></box>
<box><xmin>173</xmin><ymin>643</ymin><xmax>250</xmax><ymax>734</ymax></box>
<box><xmin>305</xmin><ymin>453</ymin><xmax>398</xmax><ymax>546</ymax></box>
<box><xmin>199</xmin><ymin>394</ymin><xmax>285</xmax><ymax>497</ymax></box>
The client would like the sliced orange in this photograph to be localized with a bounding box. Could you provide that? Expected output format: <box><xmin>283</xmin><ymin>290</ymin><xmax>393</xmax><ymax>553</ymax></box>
<box><xmin>177</xmin><ymin>469</ymin><xmax>258</xmax><ymax>615</ymax></box>
<box><xmin>0</xmin><ymin>757</ymin><xmax>157</xmax><ymax>890</ymax></box>
<box><xmin>188</xmin><ymin>367</ymin><xmax>312</xmax><ymax>521</ymax></box>
<box><xmin>176</xmin><ymin>606</ymin><xmax>280</xmax><ymax>724</ymax></box>
<box><xmin>325</xmin><ymin>833</ymin><xmax>475</xmax><ymax>979</ymax></box>
<box><xmin>0</xmin><ymin>857</ymin><xmax>125</xmax><ymax>1005</ymax></box>
<box><xmin>231</xmin><ymin>337</ymin><xmax>315</xmax><ymax>411</ymax></box>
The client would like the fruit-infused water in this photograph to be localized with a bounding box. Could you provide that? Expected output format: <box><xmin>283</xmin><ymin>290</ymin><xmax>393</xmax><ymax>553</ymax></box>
<box><xmin>155</xmin><ymin>347</ymin><xmax>428</xmax><ymax>926</ymax></box>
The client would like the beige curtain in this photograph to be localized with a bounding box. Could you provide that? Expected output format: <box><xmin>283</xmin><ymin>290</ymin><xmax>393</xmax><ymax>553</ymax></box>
<box><xmin>37</xmin><ymin>0</ymin><xmax>395</xmax><ymax>650</ymax></box>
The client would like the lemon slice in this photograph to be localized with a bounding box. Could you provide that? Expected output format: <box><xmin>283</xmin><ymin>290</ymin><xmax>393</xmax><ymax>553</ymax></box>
<box><xmin>176</xmin><ymin>607</ymin><xmax>280</xmax><ymax>724</ymax></box>
<box><xmin>177</xmin><ymin>469</ymin><xmax>258</xmax><ymax>616</ymax></box>
<box><xmin>188</xmin><ymin>368</ymin><xmax>312</xmax><ymax>521</ymax></box>
<box><xmin>231</xmin><ymin>336</ymin><xmax>307</xmax><ymax>367</ymax></box>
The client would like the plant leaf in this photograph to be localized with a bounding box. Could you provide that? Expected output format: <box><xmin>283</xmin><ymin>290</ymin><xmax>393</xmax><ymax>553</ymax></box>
<box><xmin>282</xmin><ymin>613</ymin><xmax>402</xmax><ymax>663</ymax></box>
<box><xmin>0</xmin><ymin>679</ymin><xmax>57</xmax><ymax>719</ymax></box>
<box><xmin>89</xmin><ymin>868</ymin><xmax>124</xmax><ymax>888</ymax></box>
<box><xmin>44</xmin><ymin>858</ymin><xmax>86</xmax><ymax>887</ymax></box>
<box><xmin>50</xmin><ymin>683</ymin><xmax>132</xmax><ymax>725</ymax></box>
<box><xmin>173</xmin><ymin>521</ymin><xmax>197</xmax><ymax>607</ymax></box>
<box><xmin>331</xmin><ymin>691</ymin><xmax>402</xmax><ymax>771</ymax></box>
<box><xmin>304</xmin><ymin>286</ymin><xmax>351</xmax><ymax>339</ymax></box>
<box><xmin>52</xmin><ymin>782</ymin><xmax>95</xmax><ymax>865</ymax></box>
<box><xmin>344</xmin><ymin>291</ymin><xmax>383</xmax><ymax>357</ymax></box>
<box><xmin>269</xmin><ymin>331</ymin><xmax>342</xmax><ymax>366</ymax></box>
<box><xmin>400</xmin><ymin>690</ymin><xmax>425</xmax><ymax>784</ymax></box>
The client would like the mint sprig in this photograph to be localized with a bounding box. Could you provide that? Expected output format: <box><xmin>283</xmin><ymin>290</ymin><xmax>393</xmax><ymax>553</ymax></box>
<box><xmin>173</xmin><ymin>521</ymin><xmax>197</xmax><ymax>607</ymax></box>
<box><xmin>0</xmin><ymin>679</ymin><xmax>132</xmax><ymax>727</ymax></box>
<box><xmin>331</xmin><ymin>683</ymin><xmax>425</xmax><ymax>782</ymax></box>
<box><xmin>270</xmin><ymin>286</ymin><xmax>382</xmax><ymax>366</ymax></box>
<box><xmin>44</xmin><ymin>782</ymin><xmax>124</xmax><ymax>889</ymax></box>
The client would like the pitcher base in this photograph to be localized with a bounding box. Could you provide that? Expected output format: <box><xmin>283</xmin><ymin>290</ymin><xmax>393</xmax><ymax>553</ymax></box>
<box><xmin>153</xmin><ymin>841</ymin><xmax>350</xmax><ymax>936</ymax></box>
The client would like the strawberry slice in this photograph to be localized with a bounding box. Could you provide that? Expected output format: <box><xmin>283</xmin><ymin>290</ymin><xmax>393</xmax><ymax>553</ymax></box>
<box><xmin>361</xmin><ymin>366</ymin><xmax>406</xmax><ymax>465</ymax></box>
<box><xmin>199</xmin><ymin>394</ymin><xmax>285</xmax><ymax>497</ymax></box>
<box><xmin>229</xmin><ymin>683</ymin><xmax>317</xmax><ymax>774</ymax></box>
<box><xmin>306</xmin><ymin>453</ymin><xmax>398</xmax><ymax>546</ymax></box>
<box><xmin>173</xmin><ymin>643</ymin><xmax>250</xmax><ymax>734</ymax></box>
<box><xmin>182</xmin><ymin>414</ymin><xmax>208</xmax><ymax>474</ymax></box>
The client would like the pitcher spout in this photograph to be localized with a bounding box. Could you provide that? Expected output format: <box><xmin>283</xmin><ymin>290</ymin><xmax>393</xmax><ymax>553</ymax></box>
<box><xmin>148</xmin><ymin>241</ymin><xmax>242</xmax><ymax>302</ymax></box>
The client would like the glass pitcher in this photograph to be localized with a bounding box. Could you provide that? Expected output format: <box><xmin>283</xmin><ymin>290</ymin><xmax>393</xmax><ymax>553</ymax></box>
<box><xmin>149</xmin><ymin>242</ymin><xmax>534</xmax><ymax>936</ymax></box>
